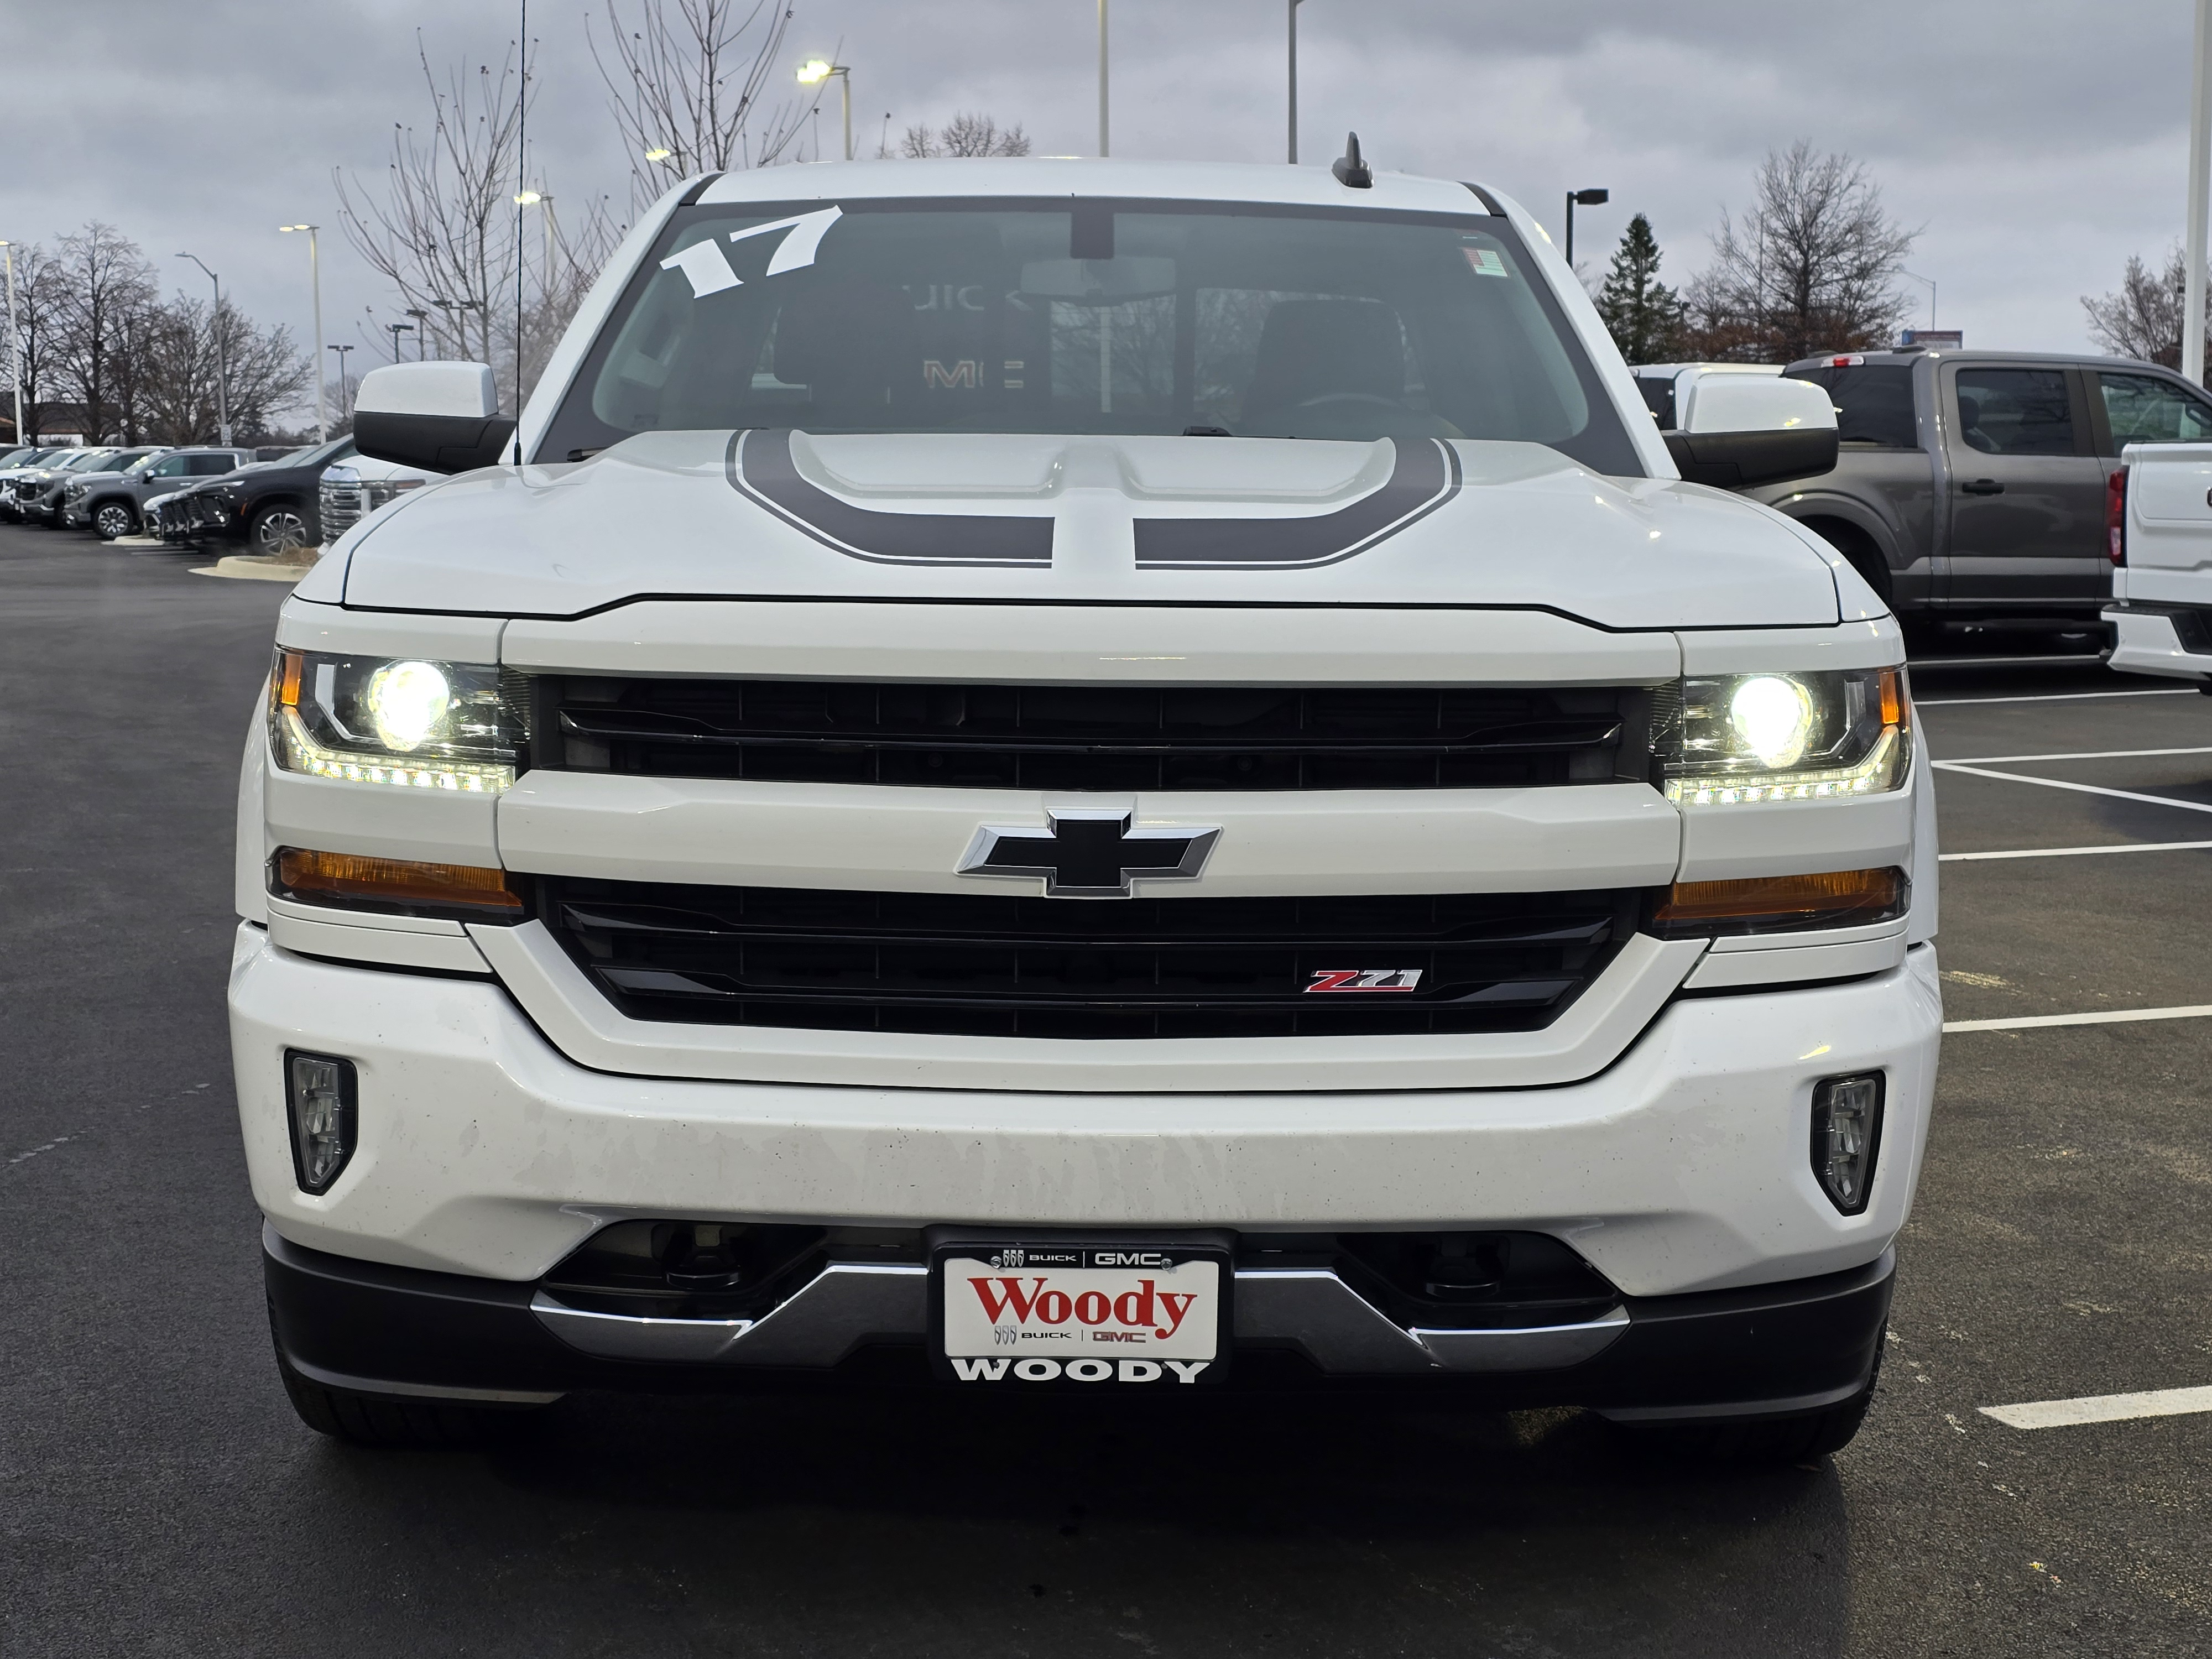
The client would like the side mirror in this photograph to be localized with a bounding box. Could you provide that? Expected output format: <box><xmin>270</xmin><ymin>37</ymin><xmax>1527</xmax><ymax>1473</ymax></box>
<box><xmin>1663</xmin><ymin>373</ymin><xmax>1839</xmax><ymax>491</ymax></box>
<box><xmin>352</xmin><ymin>362</ymin><xmax>517</xmax><ymax>473</ymax></box>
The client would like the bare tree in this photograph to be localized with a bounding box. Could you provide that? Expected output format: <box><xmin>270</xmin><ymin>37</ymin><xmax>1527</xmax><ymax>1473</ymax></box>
<box><xmin>1684</xmin><ymin>142</ymin><xmax>1918</xmax><ymax>363</ymax></box>
<box><xmin>591</xmin><ymin>0</ymin><xmax>811</xmax><ymax>209</ymax></box>
<box><xmin>118</xmin><ymin>295</ymin><xmax>312</xmax><ymax>444</ymax></box>
<box><xmin>6</xmin><ymin>243</ymin><xmax>66</xmax><ymax>441</ymax></box>
<box><xmin>336</xmin><ymin>40</ymin><xmax>528</xmax><ymax>390</ymax></box>
<box><xmin>50</xmin><ymin>222</ymin><xmax>157</xmax><ymax>440</ymax></box>
<box><xmin>2081</xmin><ymin>247</ymin><xmax>2204</xmax><ymax>370</ymax></box>
<box><xmin>901</xmin><ymin>113</ymin><xmax>1029</xmax><ymax>158</ymax></box>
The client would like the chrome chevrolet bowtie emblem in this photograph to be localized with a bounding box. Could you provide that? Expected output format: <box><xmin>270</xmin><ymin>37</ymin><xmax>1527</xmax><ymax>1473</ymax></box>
<box><xmin>957</xmin><ymin>811</ymin><xmax>1220</xmax><ymax>899</ymax></box>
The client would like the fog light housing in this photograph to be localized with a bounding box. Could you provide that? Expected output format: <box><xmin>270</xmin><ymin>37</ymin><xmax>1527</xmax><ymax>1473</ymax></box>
<box><xmin>1811</xmin><ymin>1073</ymin><xmax>1884</xmax><ymax>1214</ymax></box>
<box><xmin>285</xmin><ymin>1051</ymin><xmax>358</xmax><ymax>1194</ymax></box>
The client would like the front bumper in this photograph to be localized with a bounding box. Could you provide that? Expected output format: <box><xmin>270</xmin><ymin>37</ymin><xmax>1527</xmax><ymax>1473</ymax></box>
<box><xmin>264</xmin><ymin>1221</ymin><xmax>1894</xmax><ymax>1415</ymax></box>
<box><xmin>231</xmin><ymin>921</ymin><xmax>1940</xmax><ymax>1299</ymax></box>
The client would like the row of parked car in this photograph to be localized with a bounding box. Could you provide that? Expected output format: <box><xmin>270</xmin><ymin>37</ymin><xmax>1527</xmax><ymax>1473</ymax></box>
<box><xmin>0</xmin><ymin>438</ymin><xmax>440</xmax><ymax>553</ymax></box>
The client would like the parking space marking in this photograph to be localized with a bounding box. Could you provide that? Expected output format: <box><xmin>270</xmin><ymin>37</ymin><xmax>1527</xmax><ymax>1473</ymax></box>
<box><xmin>1916</xmin><ymin>688</ymin><xmax>2198</xmax><ymax>706</ymax></box>
<box><xmin>1931</xmin><ymin>761</ymin><xmax>2212</xmax><ymax>816</ymax></box>
<box><xmin>1980</xmin><ymin>1385</ymin><xmax>2212</xmax><ymax>1430</ymax></box>
<box><xmin>1937</xmin><ymin>745</ymin><xmax>2212</xmax><ymax>765</ymax></box>
<box><xmin>1940</xmin><ymin>839</ymin><xmax>2212</xmax><ymax>862</ymax></box>
<box><xmin>1944</xmin><ymin>1004</ymin><xmax>2212</xmax><ymax>1033</ymax></box>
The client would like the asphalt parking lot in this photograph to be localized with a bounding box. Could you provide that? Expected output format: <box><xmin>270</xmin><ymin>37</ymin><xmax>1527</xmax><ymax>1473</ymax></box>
<box><xmin>1</xmin><ymin>528</ymin><xmax>2206</xmax><ymax>1658</ymax></box>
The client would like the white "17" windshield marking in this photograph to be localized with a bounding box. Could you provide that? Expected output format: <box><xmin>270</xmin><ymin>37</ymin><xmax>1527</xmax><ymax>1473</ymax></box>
<box><xmin>659</xmin><ymin>206</ymin><xmax>844</xmax><ymax>299</ymax></box>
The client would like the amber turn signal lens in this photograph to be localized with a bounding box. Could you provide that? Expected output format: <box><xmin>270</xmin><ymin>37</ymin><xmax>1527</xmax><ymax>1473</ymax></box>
<box><xmin>1653</xmin><ymin>867</ymin><xmax>1905</xmax><ymax>936</ymax></box>
<box><xmin>1879</xmin><ymin>667</ymin><xmax>1907</xmax><ymax>731</ymax></box>
<box><xmin>276</xmin><ymin>648</ymin><xmax>304</xmax><ymax>708</ymax></box>
<box><xmin>272</xmin><ymin>847</ymin><xmax>523</xmax><ymax>917</ymax></box>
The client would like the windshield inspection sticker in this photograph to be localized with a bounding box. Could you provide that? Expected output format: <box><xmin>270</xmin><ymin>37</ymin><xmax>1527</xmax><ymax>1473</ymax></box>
<box><xmin>1463</xmin><ymin>245</ymin><xmax>1510</xmax><ymax>278</ymax></box>
<box><xmin>660</xmin><ymin>206</ymin><xmax>844</xmax><ymax>299</ymax></box>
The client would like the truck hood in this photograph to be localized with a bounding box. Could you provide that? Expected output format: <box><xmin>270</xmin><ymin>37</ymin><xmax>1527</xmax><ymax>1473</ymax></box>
<box><xmin>332</xmin><ymin>430</ymin><xmax>1839</xmax><ymax>628</ymax></box>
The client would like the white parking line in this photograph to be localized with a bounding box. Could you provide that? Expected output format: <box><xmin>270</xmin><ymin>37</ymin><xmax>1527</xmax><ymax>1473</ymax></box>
<box><xmin>1941</xmin><ymin>839</ymin><xmax>2212</xmax><ymax>862</ymax></box>
<box><xmin>1931</xmin><ymin>761</ymin><xmax>2212</xmax><ymax>816</ymax></box>
<box><xmin>1937</xmin><ymin>746</ymin><xmax>2212</xmax><ymax>764</ymax></box>
<box><xmin>1944</xmin><ymin>1004</ymin><xmax>2212</xmax><ymax>1032</ymax></box>
<box><xmin>1980</xmin><ymin>1385</ymin><xmax>2212</xmax><ymax>1430</ymax></box>
<box><xmin>1917</xmin><ymin>688</ymin><xmax>2198</xmax><ymax>707</ymax></box>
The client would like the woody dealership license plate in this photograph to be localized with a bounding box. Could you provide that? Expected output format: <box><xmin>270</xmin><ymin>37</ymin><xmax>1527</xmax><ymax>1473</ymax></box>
<box><xmin>932</xmin><ymin>1240</ymin><xmax>1228</xmax><ymax>1385</ymax></box>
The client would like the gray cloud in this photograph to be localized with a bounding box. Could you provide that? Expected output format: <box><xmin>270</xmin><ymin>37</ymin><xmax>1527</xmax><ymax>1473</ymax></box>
<box><xmin>3</xmin><ymin>0</ymin><xmax>2192</xmax><ymax>421</ymax></box>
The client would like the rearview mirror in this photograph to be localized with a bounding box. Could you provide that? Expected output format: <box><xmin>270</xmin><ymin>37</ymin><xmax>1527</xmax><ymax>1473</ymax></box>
<box><xmin>352</xmin><ymin>362</ymin><xmax>517</xmax><ymax>473</ymax></box>
<box><xmin>1662</xmin><ymin>372</ymin><xmax>1838</xmax><ymax>491</ymax></box>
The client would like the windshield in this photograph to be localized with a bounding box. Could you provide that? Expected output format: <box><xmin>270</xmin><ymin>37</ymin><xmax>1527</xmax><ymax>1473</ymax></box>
<box><xmin>541</xmin><ymin>197</ymin><xmax>1641</xmax><ymax>474</ymax></box>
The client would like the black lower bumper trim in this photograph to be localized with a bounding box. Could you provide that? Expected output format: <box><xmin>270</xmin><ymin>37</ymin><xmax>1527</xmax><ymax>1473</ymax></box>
<box><xmin>263</xmin><ymin>1223</ymin><xmax>1893</xmax><ymax>1413</ymax></box>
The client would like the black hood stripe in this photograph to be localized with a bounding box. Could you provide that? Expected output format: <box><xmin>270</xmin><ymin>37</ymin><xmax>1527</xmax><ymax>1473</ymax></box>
<box><xmin>727</xmin><ymin>429</ymin><xmax>1055</xmax><ymax>567</ymax></box>
<box><xmin>1132</xmin><ymin>438</ymin><xmax>1460</xmax><ymax>570</ymax></box>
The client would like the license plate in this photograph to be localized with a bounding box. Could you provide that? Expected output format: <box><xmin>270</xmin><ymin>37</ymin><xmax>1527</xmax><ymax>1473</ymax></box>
<box><xmin>932</xmin><ymin>1240</ymin><xmax>1228</xmax><ymax>1385</ymax></box>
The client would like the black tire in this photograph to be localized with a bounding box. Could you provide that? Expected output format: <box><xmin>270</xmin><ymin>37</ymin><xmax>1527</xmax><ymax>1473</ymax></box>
<box><xmin>92</xmin><ymin>500</ymin><xmax>137</xmax><ymax>540</ymax></box>
<box><xmin>272</xmin><ymin>1329</ymin><xmax>525</xmax><ymax>1449</ymax></box>
<box><xmin>248</xmin><ymin>501</ymin><xmax>314</xmax><ymax>556</ymax></box>
<box><xmin>1614</xmin><ymin>1335</ymin><xmax>1883</xmax><ymax>1465</ymax></box>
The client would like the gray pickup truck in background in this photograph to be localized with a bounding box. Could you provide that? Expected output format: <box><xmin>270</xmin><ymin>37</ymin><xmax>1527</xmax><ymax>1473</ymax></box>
<box><xmin>1642</xmin><ymin>349</ymin><xmax>2212</xmax><ymax>642</ymax></box>
<box><xmin>66</xmin><ymin>447</ymin><xmax>259</xmax><ymax>539</ymax></box>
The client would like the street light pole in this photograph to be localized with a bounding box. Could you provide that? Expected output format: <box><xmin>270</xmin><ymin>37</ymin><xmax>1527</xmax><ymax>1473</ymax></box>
<box><xmin>1098</xmin><ymin>0</ymin><xmax>1109</xmax><ymax>158</ymax></box>
<box><xmin>2188</xmin><ymin>0</ymin><xmax>2211</xmax><ymax>384</ymax></box>
<box><xmin>1</xmin><ymin>242</ymin><xmax>20</xmax><ymax>446</ymax></box>
<box><xmin>178</xmin><ymin>253</ymin><xmax>229</xmax><ymax>444</ymax></box>
<box><xmin>405</xmin><ymin>309</ymin><xmax>430</xmax><ymax>360</ymax></box>
<box><xmin>1562</xmin><ymin>187</ymin><xmax>1609</xmax><ymax>270</ymax></box>
<box><xmin>384</xmin><ymin>322</ymin><xmax>415</xmax><ymax>362</ymax></box>
<box><xmin>1287</xmin><ymin>0</ymin><xmax>1303</xmax><ymax>164</ymax></box>
<box><xmin>281</xmin><ymin>226</ymin><xmax>326</xmax><ymax>440</ymax></box>
<box><xmin>328</xmin><ymin>343</ymin><xmax>354</xmax><ymax>422</ymax></box>
<box><xmin>1900</xmin><ymin>269</ymin><xmax>1937</xmax><ymax>332</ymax></box>
<box><xmin>795</xmin><ymin>62</ymin><xmax>852</xmax><ymax>161</ymax></box>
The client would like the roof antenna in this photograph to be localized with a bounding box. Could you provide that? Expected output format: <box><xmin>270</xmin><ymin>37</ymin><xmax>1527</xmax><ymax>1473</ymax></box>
<box><xmin>1332</xmin><ymin>131</ymin><xmax>1372</xmax><ymax>189</ymax></box>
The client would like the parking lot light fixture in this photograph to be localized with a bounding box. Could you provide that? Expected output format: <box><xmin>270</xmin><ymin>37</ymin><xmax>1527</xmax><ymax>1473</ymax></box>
<box><xmin>281</xmin><ymin>226</ymin><xmax>326</xmax><ymax>441</ymax></box>
<box><xmin>644</xmin><ymin>146</ymin><xmax>674</xmax><ymax>163</ymax></box>
<box><xmin>328</xmin><ymin>343</ymin><xmax>354</xmax><ymax>420</ymax></box>
<box><xmin>796</xmin><ymin>59</ymin><xmax>851</xmax><ymax>161</ymax></box>
<box><xmin>1563</xmin><ymin>187</ymin><xmax>1609</xmax><ymax>268</ymax></box>
<box><xmin>177</xmin><ymin>252</ymin><xmax>230</xmax><ymax>444</ymax></box>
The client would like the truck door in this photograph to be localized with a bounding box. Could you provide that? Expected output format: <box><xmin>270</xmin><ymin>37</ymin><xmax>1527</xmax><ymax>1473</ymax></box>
<box><xmin>1943</xmin><ymin>364</ymin><xmax>2107</xmax><ymax>607</ymax></box>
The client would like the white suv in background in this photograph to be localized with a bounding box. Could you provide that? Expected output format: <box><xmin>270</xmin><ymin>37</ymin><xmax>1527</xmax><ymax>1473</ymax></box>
<box><xmin>231</xmin><ymin>153</ymin><xmax>1939</xmax><ymax>1462</ymax></box>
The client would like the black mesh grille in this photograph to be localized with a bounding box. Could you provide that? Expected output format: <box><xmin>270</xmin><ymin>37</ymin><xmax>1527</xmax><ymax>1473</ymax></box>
<box><xmin>543</xmin><ymin>878</ymin><xmax>1639</xmax><ymax>1039</ymax></box>
<box><xmin>538</xmin><ymin>678</ymin><xmax>1644</xmax><ymax>791</ymax></box>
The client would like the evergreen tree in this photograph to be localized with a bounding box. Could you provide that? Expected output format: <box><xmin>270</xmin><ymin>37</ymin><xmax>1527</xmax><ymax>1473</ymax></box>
<box><xmin>1595</xmin><ymin>213</ymin><xmax>1686</xmax><ymax>363</ymax></box>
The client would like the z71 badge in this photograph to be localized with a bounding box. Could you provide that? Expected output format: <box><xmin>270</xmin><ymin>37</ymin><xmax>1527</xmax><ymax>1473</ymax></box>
<box><xmin>1305</xmin><ymin>969</ymin><xmax>1424</xmax><ymax>993</ymax></box>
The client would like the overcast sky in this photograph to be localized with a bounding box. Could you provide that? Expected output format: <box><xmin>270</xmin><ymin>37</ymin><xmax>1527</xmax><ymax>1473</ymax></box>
<box><xmin>6</xmin><ymin>0</ymin><xmax>2198</xmax><ymax>420</ymax></box>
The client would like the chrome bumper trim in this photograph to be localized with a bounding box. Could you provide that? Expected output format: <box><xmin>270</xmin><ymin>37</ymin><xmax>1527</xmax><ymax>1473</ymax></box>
<box><xmin>531</xmin><ymin>1261</ymin><xmax>928</xmax><ymax>1367</ymax></box>
<box><xmin>530</xmin><ymin>1260</ymin><xmax>1628</xmax><ymax>1375</ymax></box>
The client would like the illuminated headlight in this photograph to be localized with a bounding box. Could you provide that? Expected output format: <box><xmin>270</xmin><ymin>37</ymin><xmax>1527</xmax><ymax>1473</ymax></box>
<box><xmin>268</xmin><ymin>648</ymin><xmax>519</xmax><ymax>792</ymax></box>
<box><xmin>1660</xmin><ymin>667</ymin><xmax>1910</xmax><ymax>805</ymax></box>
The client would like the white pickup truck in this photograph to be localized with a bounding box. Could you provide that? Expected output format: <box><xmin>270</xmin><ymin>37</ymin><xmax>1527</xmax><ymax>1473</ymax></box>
<box><xmin>232</xmin><ymin>152</ymin><xmax>1941</xmax><ymax>1462</ymax></box>
<box><xmin>2105</xmin><ymin>441</ymin><xmax>2212</xmax><ymax>687</ymax></box>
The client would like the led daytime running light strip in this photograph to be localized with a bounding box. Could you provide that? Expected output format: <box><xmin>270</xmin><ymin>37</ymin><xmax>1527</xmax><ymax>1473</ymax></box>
<box><xmin>1666</xmin><ymin>726</ymin><xmax>1902</xmax><ymax>806</ymax></box>
<box><xmin>276</xmin><ymin>706</ymin><xmax>515</xmax><ymax>793</ymax></box>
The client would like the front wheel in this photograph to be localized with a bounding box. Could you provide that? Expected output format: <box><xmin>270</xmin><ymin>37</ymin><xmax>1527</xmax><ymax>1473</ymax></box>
<box><xmin>248</xmin><ymin>503</ymin><xmax>313</xmax><ymax>556</ymax></box>
<box><xmin>92</xmin><ymin>500</ymin><xmax>137</xmax><ymax>540</ymax></box>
